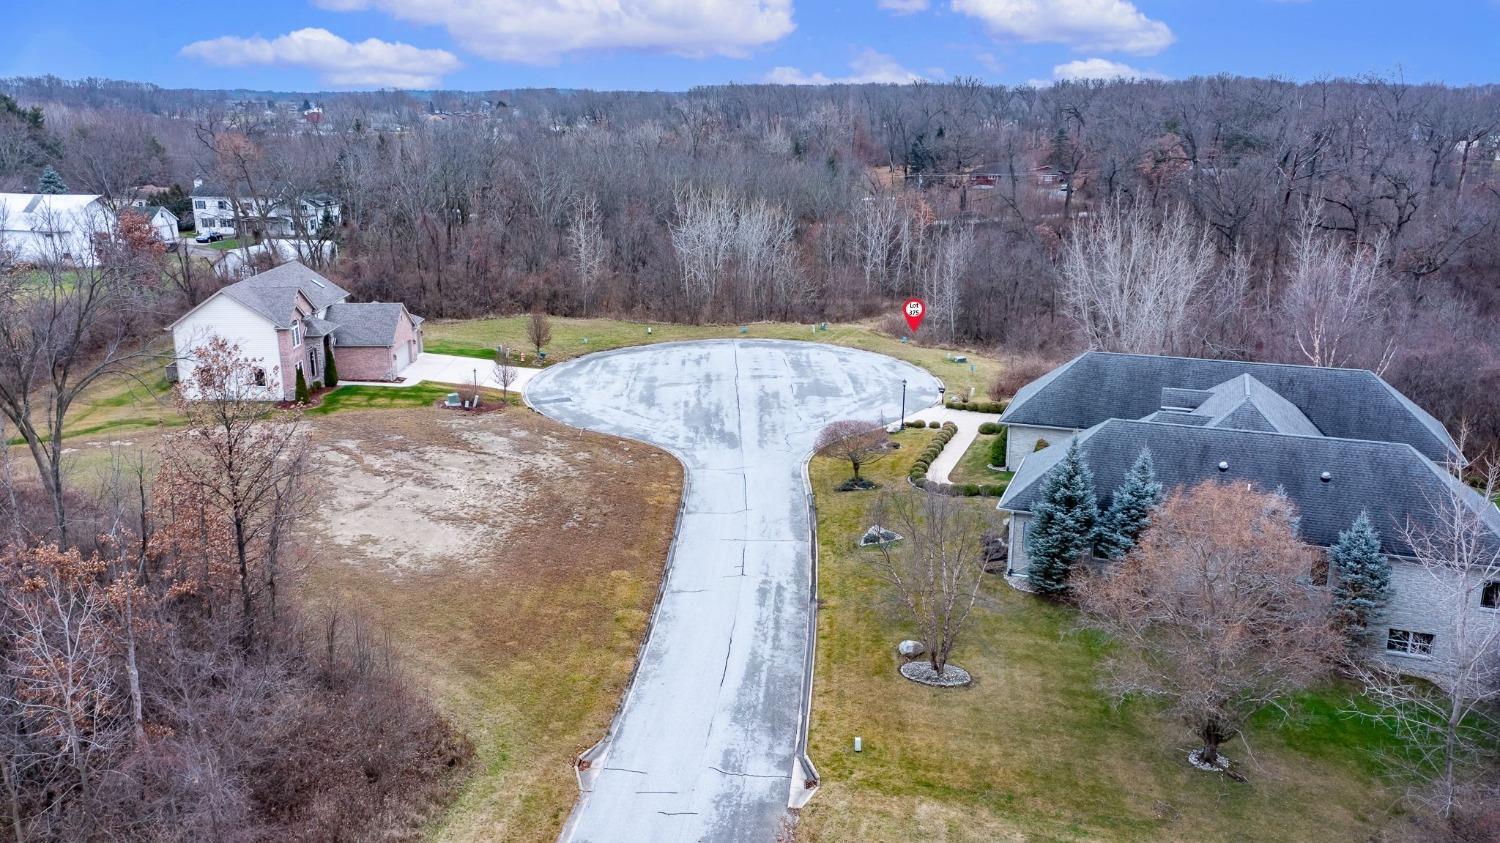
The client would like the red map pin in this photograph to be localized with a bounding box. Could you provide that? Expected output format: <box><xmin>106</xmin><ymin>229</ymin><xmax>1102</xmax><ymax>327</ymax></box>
<box><xmin>902</xmin><ymin>298</ymin><xmax>926</xmax><ymax>333</ymax></box>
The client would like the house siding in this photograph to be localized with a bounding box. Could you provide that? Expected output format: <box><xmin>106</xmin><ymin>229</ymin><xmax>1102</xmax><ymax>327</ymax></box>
<box><xmin>1005</xmin><ymin>512</ymin><xmax>1033</xmax><ymax>578</ymax></box>
<box><xmin>1362</xmin><ymin>558</ymin><xmax>1500</xmax><ymax>683</ymax></box>
<box><xmin>172</xmin><ymin>295</ymin><xmax>285</xmax><ymax>401</ymax></box>
<box><xmin>1005</xmin><ymin>424</ymin><xmax>1076</xmax><ymax>470</ymax></box>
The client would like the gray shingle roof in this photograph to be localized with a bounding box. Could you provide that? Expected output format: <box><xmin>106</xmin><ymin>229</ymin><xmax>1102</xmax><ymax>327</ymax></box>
<box><xmin>999</xmin><ymin>420</ymin><xmax>1500</xmax><ymax>558</ymax></box>
<box><xmin>325</xmin><ymin>302</ymin><xmax>412</xmax><ymax>347</ymax></box>
<box><xmin>216</xmin><ymin>261</ymin><xmax>350</xmax><ymax>327</ymax></box>
<box><xmin>999</xmin><ymin>351</ymin><xmax>1457</xmax><ymax>461</ymax></box>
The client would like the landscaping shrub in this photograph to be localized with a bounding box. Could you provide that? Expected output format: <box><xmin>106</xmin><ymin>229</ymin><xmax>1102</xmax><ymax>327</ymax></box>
<box><xmin>324</xmin><ymin>339</ymin><xmax>339</xmax><ymax>387</ymax></box>
<box><xmin>928</xmin><ymin>419</ymin><xmax>943</xmax><ymax>429</ymax></box>
<box><xmin>1034</xmin><ymin>438</ymin><xmax>1050</xmax><ymax>452</ymax></box>
<box><xmin>978</xmin><ymin>422</ymin><xmax>999</xmax><ymax>434</ymax></box>
<box><xmin>904</xmin><ymin>419</ymin><xmax>925</xmax><ymax>428</ymax></box>
<box><xmin>295</xmin><ymin>368</ymin><xmax>310</xmax><ymax>404</ymax></box>
<box><xmin>961</xmin><ymin>484</ymin><xmax>979</xmax><ymax>496</ymax></box>
<box><xmin>982</xmin><ymin>485</ymin><xmax>1005</xmax><ymax>496</ymax></box>
<box><xmin>990</xmin><ymin>429</ymin><xmax>1008</xmax><ymax>467</ymax></box>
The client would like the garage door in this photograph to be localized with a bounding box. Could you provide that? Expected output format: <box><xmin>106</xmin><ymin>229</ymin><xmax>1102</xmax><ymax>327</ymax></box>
<box><xmin>394</xmin><ymin>342</ymin><xmax>411</xmax><ymax>371</ymax></box>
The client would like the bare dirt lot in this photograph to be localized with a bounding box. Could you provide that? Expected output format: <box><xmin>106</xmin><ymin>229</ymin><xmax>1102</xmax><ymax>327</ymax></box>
<box><xmin>296</xmin><ymin>407</ymin><xmax>681</xmax><ymax>842</ymax></box>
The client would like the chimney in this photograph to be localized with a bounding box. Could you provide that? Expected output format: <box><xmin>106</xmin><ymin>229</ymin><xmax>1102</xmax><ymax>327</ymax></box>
<box><xmin>193</xmin><ymin>178</ymin><xmax>203</xmax><ymax>190</ymax></box>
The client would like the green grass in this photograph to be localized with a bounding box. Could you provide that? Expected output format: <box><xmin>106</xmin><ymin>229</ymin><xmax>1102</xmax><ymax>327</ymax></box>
<box><xmin>798</xmin><ymin>435</ymin><xmax>1404</xmax><ymax>842</ymax></box>
<box><xmin>203</xmin><ymin>237</ymin><xmax>242</xmax><ymax>250</ymax></box>
<box><xmin>424</xmin><ymin>316</ymin><xmax>1002</xmax><ymax>398</ymax></box>
<box><xmin>947</xmin><ymin>433</ymin><xmax>1013</xmax><ymax>489</ymax></box>
<box><xmin>304</xmin><ymin>383</ymin><xmax>518</xmax><ymax>416</ymax></box>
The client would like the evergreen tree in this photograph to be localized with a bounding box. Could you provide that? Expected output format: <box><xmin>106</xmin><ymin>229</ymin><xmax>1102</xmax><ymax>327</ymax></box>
<box><xmin>37</xmin><ymin>165</ymin><xmax>66</xmax><ymax>194</ymax></box>
<box><xmin>323</xmin><ymin>339</ymin><xmax>339</xmax><ymax>388</ymax></box>
<box><xmin>294</xmin><ymin>367</ymin><xmax>310</xmax><ymax>404</ymax></box>
<box><xmin>1095</xmin><ymin>449</ymin><xmax>1164</xmax><ymax>560</ymax></box>
<box><xmin>1330</xmin><ymin>511</ymin><xmax>1390</xmax><ymax>642</ymax></box>
<box><xmin>1025</xmin><ymin>439</ymin><xmax>1099</xmax><ymax>596</ymax></box>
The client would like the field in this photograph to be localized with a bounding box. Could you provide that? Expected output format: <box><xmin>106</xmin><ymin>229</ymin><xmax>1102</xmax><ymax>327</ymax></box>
<box><xmin>797</xmin><ymin>432</ymin><xmax>1405</xmax><ymax>842</ymax></box>
<box><xmin>424</xmin><ymin>316</ymin><xmax>1001</xmax><ymax>399</ymax></box>
<box><xmin>296</xmin><ymin>407</ymin><xmax>681</xmax><ymax>842</ymax></box>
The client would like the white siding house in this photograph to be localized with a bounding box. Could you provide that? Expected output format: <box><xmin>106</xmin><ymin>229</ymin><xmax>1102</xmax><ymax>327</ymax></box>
<box><xmin>0</xmin><ymin>193</ymin><xmax>116</xmax><ymax>264</ymax></box>
<box><xmin>190</xmin><ymin>180</ymin><xmax>341</xmax><ymax>239</ymax></box>
<box><xmin>171</xmin><ymin>293</ymin><xmax>289</xmax><ymax>402</ymax></box>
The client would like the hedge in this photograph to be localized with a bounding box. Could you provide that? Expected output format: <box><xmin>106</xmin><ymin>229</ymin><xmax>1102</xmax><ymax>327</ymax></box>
<box><xmin>978</xmin><ymin>422</ymin><xmax>999</xmax><ymax>435</ymax></box>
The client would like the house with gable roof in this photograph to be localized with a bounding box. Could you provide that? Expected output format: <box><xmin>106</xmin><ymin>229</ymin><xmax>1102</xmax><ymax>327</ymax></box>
<box><xmin>997</xmin><ymin>352</ymin><xmax>1500</xmax><ymax>678</ymax></box>
<box><xmin>168</xmin><ymin>261</ymin><xmax>423</xmax><ymax>400</ymax></box>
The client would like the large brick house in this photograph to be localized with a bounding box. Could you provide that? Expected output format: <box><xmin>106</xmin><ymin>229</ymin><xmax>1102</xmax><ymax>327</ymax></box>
<box><xmin>996</xmin><ymin>351</ymin><xmax>1499</xmax><ymax>679</ymax></box>
<box><xmin>169</xmin><ymin>261</ymin><xmax>423</xmax><ymax>400</ymax></box>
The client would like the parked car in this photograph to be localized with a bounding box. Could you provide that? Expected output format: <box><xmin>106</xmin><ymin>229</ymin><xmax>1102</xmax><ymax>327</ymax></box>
<box><xmin>194</xmin><ymin>231</ymin><xmax>225</xmax><ymax>243</ymax></box>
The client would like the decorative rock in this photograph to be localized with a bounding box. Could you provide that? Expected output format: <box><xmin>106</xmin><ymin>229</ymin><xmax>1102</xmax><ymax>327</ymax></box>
<box><xmin>1187</xmin><ymin>749</ymin><xmax>1232</xmax><ymax>773</ymax></box>
<box><xmin>899</xmin><ymin>661</ymin><xmax>972</xmax><ymax>687</ymax></box>
<box><xmin>858</xmin><ymin>525</ymin><xmax>901</xmax><ymax>547</ymax></box>
<box><xmin>897</xmin><ymin>640</ymin><xmax>926</xmax><ymax>659</ymax></box>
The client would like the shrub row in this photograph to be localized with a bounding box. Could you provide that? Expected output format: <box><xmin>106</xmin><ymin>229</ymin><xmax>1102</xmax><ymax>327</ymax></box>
<box><xmin>978</xmin><ymin>421</ymin><xmax>1000</xmax><ymax>435</ymax></box>
<box><xmin>944</xmin><ymin>397</ymin><xmax>1009</xmax><ymax>415</ymax></box>
<box><xmin>907</xmin><ymin>422</ymin><xmax>959</xmax><ymax>484</ymax></box>
<box><xmin>910</xmin><ymin>477</ymin><xmax>1008</xmax><ymax>497</ymax></box>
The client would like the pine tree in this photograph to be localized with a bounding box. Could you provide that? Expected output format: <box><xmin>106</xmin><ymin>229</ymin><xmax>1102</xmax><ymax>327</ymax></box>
<box><xmin>1095</xmin><ymin>449</ymin><xmax>1163</xmax><ymax>560</ymax></box>
<box><xmin>37</xmin><ymin>165</ymin><xmax>66</xmax><ymax>194</ymax></box>
<box><xmin>323</xmin><ymin>339</ymin><xmax>339</xmax><ymax>388</ymax></box>
<box><xmin>294</xmin><ymin>367</ymin><xmax>310</xmax><ymax>404</ymax></box>
<box><xmin>1025</xmin><ymin>439</ymin><xmax>1098</xmax><ymax>596</ymax></box>
<box><xmin>1330</xmin><ymin>511</ymin><xmax>1390</xmax><ymax>642</ymax></box>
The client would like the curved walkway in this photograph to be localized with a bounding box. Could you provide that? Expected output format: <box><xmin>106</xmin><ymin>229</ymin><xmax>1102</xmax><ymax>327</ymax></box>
<box><xmin>525</xmin><ymin>340</ymin><xmax>941</xmax><ymax>843</ymax></box>
<box><xmin>904</xmin><ymin>406</ymin><xmax>991</xmax><ymax>483</ymax></box>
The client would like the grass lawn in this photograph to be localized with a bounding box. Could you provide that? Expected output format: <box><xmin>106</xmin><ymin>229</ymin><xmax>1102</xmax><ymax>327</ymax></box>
<box><xmin>203</xmin><ymin>237</ymin><xmax>242</xmax><ymax>250</ymax></box>
<box><xmin>947</xmin><ymin>433</ymin><xmax>1013</xmax><ymax>490</ymax></box>
<box><xmin>425</xmin><ymin>316</ymin><xmax>1001</xmax><ymax>399</ymax></box>
<box><xmin>297</xmin><ymin>408</ymin><xmax>681</xmax><ymax>843</ymax></box>
<box><xmin>798</xmin><ymin>434</ymin><xmax>1405</xmax><ymax>842</ymax></box>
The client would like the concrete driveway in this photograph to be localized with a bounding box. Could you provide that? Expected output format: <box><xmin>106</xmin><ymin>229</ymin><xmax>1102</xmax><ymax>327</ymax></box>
<box><xmin>525</xmin><ymin>340</ymin><xmax>941</xmax><ymax>843</ymax></box>
<box><xmin>342</xmin><ymin>352</ymin><xmax>541</xmax><ymax>392</ymax></box>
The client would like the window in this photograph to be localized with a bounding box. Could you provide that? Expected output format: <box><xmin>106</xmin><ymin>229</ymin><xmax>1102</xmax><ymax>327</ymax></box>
<box><xmin>194</xmin><ymin>200</ymin><xmax>206</xmax><ymax>210</ymax></box>
<box><xmin>1483</xmin><ymin>581</ymin><xmax>1499</xmax><ymax>610</ymax></box>
<box><xmin>200</xmin><ymin>218</ymin><xmax>215</xmax><ymax>228</ymax></box>
<box><xmin>252</xmin><ymin>368</ymin><xmax>266</xmax><ymax>387</ymax></box>
<box><xmin>291</xmin><ymin>324</ymin><xmax>301</xmax><ymax>347</ymax></box>
<box><xmin>1386</xmin><ymin>629</ymin><xmax>1435</xmax><ymax>657</ymax></box>
<box><xmin>217</xmin><ymin>200</ymin><xmax>228</xmax><ymax>210</ymax></box>
<box><xmin>309</xmin><ymin>350</ymin><xmax>318</xmax><ymax>378</ymax></box>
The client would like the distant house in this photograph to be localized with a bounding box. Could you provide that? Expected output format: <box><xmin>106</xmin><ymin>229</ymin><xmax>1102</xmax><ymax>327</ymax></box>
<box><xmin>129</xmin><ymin>205</ymin><xmax>179</xmax><ymax>242</ymax></box>
<box><xmin>0</xmin><ymin>193</ymin><xmax>115</xmax><ymax>264</ymax></box>
<box><xmin>997</xmin><ymin>352</ymin><xmax>1497</xmax><ymax>680</ymax></box>
<box><xmin>189</xmin><ymin>179</ymin><xmax>341</xmax><ymax>241</ymax></box>
<box><xmin>169</xmin><ymin>261</ymin><xmax>424</xmax><ymax>400</ymax></box>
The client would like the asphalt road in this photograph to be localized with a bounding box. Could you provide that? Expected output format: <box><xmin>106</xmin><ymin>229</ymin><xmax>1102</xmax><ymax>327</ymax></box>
<box><xmin>525</xmin><ymin>339</ymin><xmax>941</xmax><ymax>843</ymax></box>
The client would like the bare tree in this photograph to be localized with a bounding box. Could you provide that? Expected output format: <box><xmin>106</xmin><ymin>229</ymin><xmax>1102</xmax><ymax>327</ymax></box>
<box><xmin>1060</xmin><ymin>199</ymin><xmax>1216</xmax><ymax>355</ymax></box>
<box><xmin>1354</xmin><ymin>454</ymin><xmax>1500</xmax><ymax>820</ymax></box>
<box><xmin>169</xmin><ymin>337</ymin><xmax>308</xmax><ymax>651</ymax></box>
<box><xmin>493</xmin><ymin>354</ymin><xmax>518</xmax><ymax>401</ymax></box>
<box><xmin>568</xmin><ymin>192</ymin><xmax>606</xmax><ymax>315</ymax></box>
<box><xmin>815</xmin><ymin>420</ymin><xmax>891</xmax><ymax>484</ymax></box>
<box><xmin>920</xmin><ymin>223</ymin><xmax>973</xmax><ymax>343</ymax></box>
<box><xmin>1280</xmin><ymin>202</ymin><xmax>1398</xmax><ymax>372</ymax></box>
<box><xmin>0</xmin><ymin>205</ymin><xmax>153</xmax><ymax>543</ymax></box>
<box><xmin>1078</xmin><ymin>481</ymin><xmax>1341</xmax><ymax>773</ymax></box>
<box><xmin>869</xmin><ymin>488</ymin><xmax>994</xmax><ymax>677</ymax></box>
<box><xmin>527</xmin><ymin>309</ymin><xmax>552</xmax><ymax>358</ymax></box>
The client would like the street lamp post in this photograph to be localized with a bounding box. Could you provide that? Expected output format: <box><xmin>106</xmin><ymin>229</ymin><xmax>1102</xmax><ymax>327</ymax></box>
<box><xmin>899</xmin><ymin>378</ymin><xmax>906</xmax><ymax>427</ymax></box>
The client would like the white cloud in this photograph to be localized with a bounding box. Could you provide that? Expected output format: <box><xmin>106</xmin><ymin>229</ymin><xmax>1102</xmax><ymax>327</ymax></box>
<box><xmin>181</xmin><ymin>28</ymin><xmax>461</xmax><ymax>88</ymax></box>
<box><xmin>879</xmin><ymin>0</ymin><xmax>931</xmax><ymax>13</ymax></box>
<box><xmin>314</xmin><ymin>0</ymin><xmax>795</xmax><ymax>64</ymax></box>
<box><xmin>952</xmin><ymin>0</ymin><xmax>1174</xmax><ymax>55</ymax></box>
<box><xmin>1025</xmin><ymin>56</ymin><xmax>1166</xmax><ymax>86</ymax></box>
<box><xmin>766</xmin><ymin>49</ymin><xmax>925</xmax><ymax>85</ymax></box>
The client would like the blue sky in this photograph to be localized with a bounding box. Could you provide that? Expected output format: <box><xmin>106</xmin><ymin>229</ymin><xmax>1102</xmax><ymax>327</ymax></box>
<box><xmin>4</xmin><ymin>1</ymin><xmax>1497</xmax><ymax>92</ymax></box>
